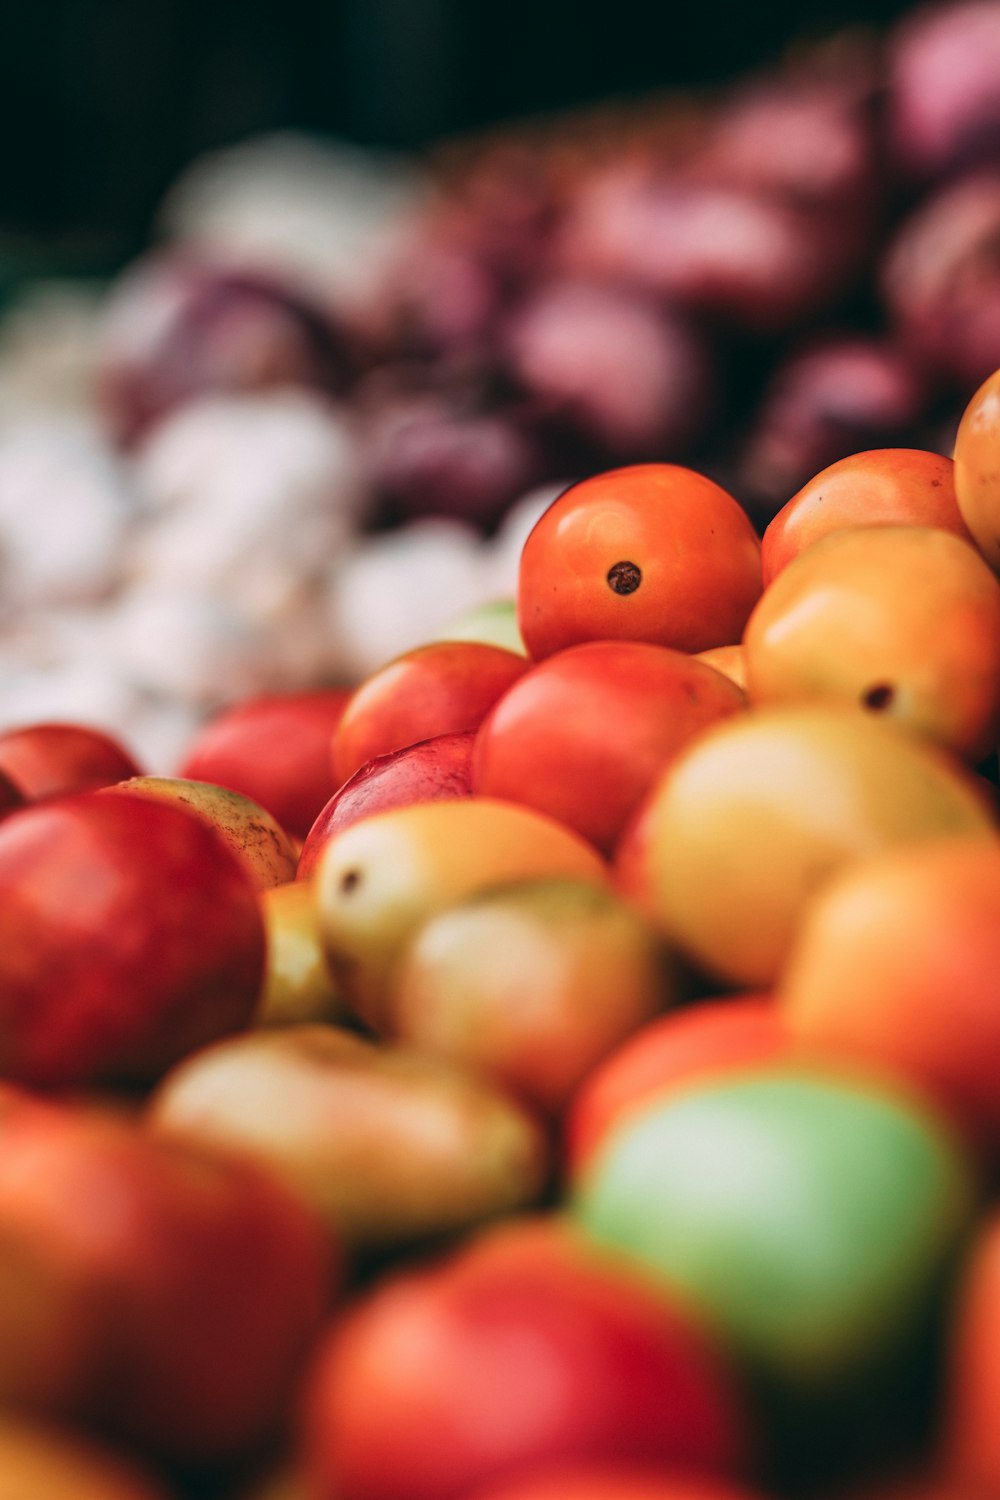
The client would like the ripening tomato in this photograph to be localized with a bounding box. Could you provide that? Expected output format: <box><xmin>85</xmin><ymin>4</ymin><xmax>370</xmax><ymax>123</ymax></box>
<box><xmin>761</xmin><ymin>448</ymin><xmax>972</xmax><ymax>585</ymax></box>
<box><xmin>954</xmin><ymin>365</ymin><xmax>1000</xmax><ymax>572</ymax></box>
<box><xmin>517</xmin><ymin>466</ymin><xmax>763</xmax><ymax>661</ymax></box>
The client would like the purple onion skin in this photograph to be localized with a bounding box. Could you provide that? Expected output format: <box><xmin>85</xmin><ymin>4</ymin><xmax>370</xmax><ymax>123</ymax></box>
<box><xmin>500</xmin><ymin>278</ymin><xmax>714</xmax><ymax>465</ymax></box>
<box><xmin>359</xmin><ymin>389</ymin><xmax>548</xmax><ymax>532</ymax></box>
<box><xmin>887</xmin><ymin>0</ymin><xmax>1000</xmax><ymax>184</ymax></box>
<box><xmin>734</xmin><ymin>335</ymin><xmax>933</xmax><ymax>523</ymax></box>
<box><xmin>882</xmin><ymin>169</ymin><xmax>1000</xmax><ymax>394</ymax></box>
<box><xmin>97</xmin><ymin>254</ymin><xmax>359</xmax><ymax>450</ymax></box>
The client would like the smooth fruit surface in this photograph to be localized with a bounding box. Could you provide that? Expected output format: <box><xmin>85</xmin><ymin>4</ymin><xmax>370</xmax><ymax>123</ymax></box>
<box><xmin>176</xmin><ymin>688</ymin><xmax>353</xmax><ymax>840</ymax></box>
<box><xmin>517</xmin><ymin>465</ymin><xmax>762</xmax><ymax>660</ymax></box>
<box><xmin>613</xmin><ymin>706</ymin><xmax>996</xmax><ymax>988</ymax></box>
<box><xmin>0</xmin><ymin>792</ymin><xmax>266</xmax><ymax>1086</ymax></box>
<box><xmin>954</xmin><ymin>365</ymin><xmax>1000</xmax><ymax>570</ymax></box>
<box><xmin>743</xmin><ymin>524</ymin><xmax>1000</xmax><ymax>763</ymax></box>
<box><xmin>314</xmin><ymin>796</ymin><xmax>608</xmax><ymax>1031</ymax></box>
<box><xmin>472</xmin><ymin>641</ymin><xmax>745</xmax><ymax>853</ymax></box>
<box><xmin>780</xmin><ymin>834</ymin><xmax>1000</xmax><ymax>1150</ymax></box>
<box><xmin>387</xmin><ymin>877</ymin><xmax>678</xmax><ymax>1116</ymax></box>
<box><xmin>0</xmin><ymin>722</ymin><xmax>143</xmax><ymax>801</ymax></box>
<box><xmin>303</xmin><ymin>1215</ymin><xmax>751</xmax><ymax>1500</ymax></box>
<box><xmin>332</xmin><ymin>641</ymin><xmax>529</xmax><ymax>785</ymax></box>
<box><xmin>149</xmin><ymin>1023</ymin><xmax>550</xmax><ymax>1253</ymax></box>
<box><xmin>572</xmin><ymin>1067</ymin><xmax>974</xmax><ymax>1387</ymax></box>
<box><xmin>566</xmin><ymin>996</ymin><xmax>789</xmax><ymax>1174</ymax></box>
<box><xmin>761</xmin><ymin>448</ymin><xmax>970</xmax><ymax>583</ymax></box>
<box><xmin>297</xmin><ymin>731</ymin><xmax>475</xmax><ymax>879</ymax></box>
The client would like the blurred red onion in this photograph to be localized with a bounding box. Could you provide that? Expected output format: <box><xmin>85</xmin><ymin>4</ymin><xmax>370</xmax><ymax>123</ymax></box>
<box><xmin>359</xmin><ymin>388</ymin><xmax>547</xmax><ymax>531</ymax></box>
<box><xmin>96</xmin><ymin>253</ymin><xmax>358</xmax><ymax>449</ymax></box>
<box><xmin>735</xmin><ymin>335</ymin><xmax>933</xmax><ymax>519</ymax></box>
<box><xmin>557</xmin><ymin>164</ymin><xmax>865</xmax><ymax>336</ymax></box>
<box><xmin>502</xmin><ymin>278</ymin><xmax>713</xmax><ymax>462</ymax></box>
<box><xmin>881</xmin><ymin>168</ymin><xmax>1000</xmax><ymax>391</ymax></box>
<box><xmin>886</xmin><ymin>0</ymin><xmax>1000</xmax><ymax>181</ymax></box>
<box><xmin>691</xmin><ymin>61</ymin><xmax>882</xmax><ymax>221</ymax></box>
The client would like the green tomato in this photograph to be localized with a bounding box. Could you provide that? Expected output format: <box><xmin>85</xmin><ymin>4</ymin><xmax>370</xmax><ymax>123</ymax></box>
<box><xmin>571</xmin><ymin>1065</ymin><xmax>975</xmax><ymax>1390</ymax></box>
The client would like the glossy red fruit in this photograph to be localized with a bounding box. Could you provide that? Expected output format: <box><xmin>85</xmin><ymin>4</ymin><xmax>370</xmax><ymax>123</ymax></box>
<box><xmin>472</xmin><ymin>641</ymin><xmax>745</xmax><ymax>854</ymax></box>
<box><xmin>518</xmin><ymin>465</ymin><xmax>762</xmax><ymax>661</ymax></box>
<box><xmin>0</xmin><ymin>792</ymin><xmax>266</xmax><ymax>1086</ymax></box>
<box><xmin>761</xmin><ymin>448</ymin><xmax>971</xmax><ymax>584</ymax></box>
<box><xmin>302</xmin><ymin>1216</ymin><xmax>751</xmax><ymax>1500</ymax></box>
<box><xmin>177</xmin><ymin>687</ymin><xmax>353</xmax><ymax>840</ymax></box>
<box><xmin>331</xmin><ymin>641</ymin><xmax>528</xmax><ymax>786</ymax></box>
<box><xmin>0</xmin><ymin>722</ymin><xmax>143</xmax><ymax>802</ymax></box>
<box><xmin>0</xmin><ymin>1087</ymin><xmax>334</xmax><ymax>1464</ymax></box>
<box><xmin>297</xmin><ymin>731</ymin><xmax>474</xmax><ymax>879</ymax></box>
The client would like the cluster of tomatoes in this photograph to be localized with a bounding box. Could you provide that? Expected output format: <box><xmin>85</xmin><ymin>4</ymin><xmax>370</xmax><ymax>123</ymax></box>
<box><xmin>1</xmin><ymin>371</ymin><xmax>1000</xmax><ymax>1500</ymax></box>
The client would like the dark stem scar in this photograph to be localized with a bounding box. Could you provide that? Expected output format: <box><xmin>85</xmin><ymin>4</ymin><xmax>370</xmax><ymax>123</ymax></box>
<box><xmin>607</xmin><ymin>560</ymin><xmax>642</xmax><ymax>595</ymax></box>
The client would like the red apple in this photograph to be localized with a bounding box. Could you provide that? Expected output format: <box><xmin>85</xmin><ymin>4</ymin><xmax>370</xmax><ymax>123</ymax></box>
<box><xmin>0</xmin><ymin>791</ymin><xmax>266</xmax><ymax>1086</ymax></box>
<box><xmin>301</xmin><ymin>1214</ymin><xmax>751</xmax><ymax>1500</ymax></box>
<box><xmin>176</xmin><ymin>687</ymin><xmax>354</xmax><ymax>840</ymax></box>
<box><xmin>297</xmin><ymin>731</ymin><xmax>474</xmax><ymax>879</ymax></box>
<box><xmin>0</xmin><ymin>1085</ymin><xmax>335</xmax><ymax>1464</ymax></box>
<box><xmin>0</xmin><ymin>722</ymin><xmax>143</xmax><ymax>802</ymax></box>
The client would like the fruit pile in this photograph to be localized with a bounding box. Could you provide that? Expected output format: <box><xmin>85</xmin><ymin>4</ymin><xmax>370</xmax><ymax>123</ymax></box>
<box><xmin>0</xmin><ymin>360</ymin><xmax>999</xmax><ymax>1500</ymax></box>
<box><xmin>4</xmin><ymin>0</ymin><xmax>1000</xmax><ymax>768</ymax></box>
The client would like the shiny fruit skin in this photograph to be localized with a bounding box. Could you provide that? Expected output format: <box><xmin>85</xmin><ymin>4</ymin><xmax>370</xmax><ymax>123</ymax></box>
<box><xmin>176</xmin><ymin>687</ymin><xmax>353</xmax><ymax>840</ymax></box>
<box><xmin>954</xmin><ymin>364</ymin><xmax>1000</xmax><ymax>569</ymax></box>
<box><xmin>517</xmin><ymin>465</ymin><xmax>762</xmax><ymax>661</ymax></box>
<box><xmin>565</xmin><ymin>995</ymin><xmax>788</xmax><ymax>1176</ymax></box>
<box><xmin>780</xmin><ymin>833</ymin><xmax>1000</xmax><ymax>1152</ymax></box>
<box><xmin>302</xmin><ymin>1216</ymin><xmax>751</xmax><ymax>1500</ymax></box>
<box><xmin>613</xmin><ymin>705</ymin><xmax>996</xmax><ymax>989</ymax></box>
<box><xmin>473</xmin><ymin>641</ymin><xmax>745</xmax><ymax>854</ymax></box>
<box><xmin>297</xmin><ymin>731</ymin><xmax>475</xmax><ymax>879</ymax></box>
<box><xmin>0</xmin><ymin>792</ymin><xmax>266</xmax><ymax>1087</ymax></box>
<box><xmin>387</xmin><ymin>877</ymin><xmax>678</xmax><ymax>1116</ymax></box>
<box><xmin>744</xmin><ymin>524</ymin><xmax>1000</xmax><ymax>764</ymax></box>
<box><xmin>761</xmin><ymin>448</ymin><xmax>971</xmax><ymax>584</ymax></box>
<box><xmin>148</xmin><ymin>1023</ymin><xmax>550</xmax><ymax>1254</ymax></box>
<box><xmin>255</xmin><ymin>881</ymin><xmax>346</xmax><ymax>1029</ymax></box>
<box><xmin>332</xmin><ymin>641</ymin><xmax>529</xmax><ymax>786</ymax></box>
<box><xmin>572</xmin><ymin>1066</ymin><xmax>974</xmax><ymax>1389</ymax></box>
<box><xmin>314</xmin><ymin>796</ymin><xmax>608</xmax><ymax>1032</ymax></box>
<box><xmin>0</xmin><ymin>722</ymin><xmax>143</xmax><ymax>801</ymax></box>
<box><xmin>0</xmin><ymin>1087</ymin><xmax>335</xmax><ymax>1463</ymax></box>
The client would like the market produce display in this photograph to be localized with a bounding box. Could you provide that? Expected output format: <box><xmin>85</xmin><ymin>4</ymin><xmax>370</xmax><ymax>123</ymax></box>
<box><xmin>4</xmin><ymin>3</ymin><xmax>1000</xmax><ymax>1499</ymax></box>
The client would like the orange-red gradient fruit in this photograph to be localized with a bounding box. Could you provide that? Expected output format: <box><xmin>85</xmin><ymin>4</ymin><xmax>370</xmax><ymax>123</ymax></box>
<box><xmin>518</xmin><ymin>466</ymin><xmax>762</xmax><ymax>661</ymax></box>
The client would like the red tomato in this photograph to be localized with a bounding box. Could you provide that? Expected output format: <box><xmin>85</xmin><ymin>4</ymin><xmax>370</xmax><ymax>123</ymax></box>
<box><xmin>517</xmin><ymin>465</ymin><xmax>762</xmax><ymax>660</ymax></box>
<box><xmin>472</xmin><ymin>641</ymin><xmax>745</xmax><ymax>854</ymax></box>
<box><xmin>332</xmin><ymin>642</ymin><xmax>529</xmax><ymax>786</ymax></box>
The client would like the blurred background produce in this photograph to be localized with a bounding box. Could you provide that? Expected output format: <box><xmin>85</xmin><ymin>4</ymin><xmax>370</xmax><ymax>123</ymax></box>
<box><xmin>2</xmin><ymin>0</ymin><xmax>1000</xmax><ymax>768</ymax></box>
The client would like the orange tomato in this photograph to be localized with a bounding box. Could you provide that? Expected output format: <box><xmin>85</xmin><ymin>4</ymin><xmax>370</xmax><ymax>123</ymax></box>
<box><xmin>517</xmin><ymin>466</ymin><xmax>762</xmax><ymax>660</ymax></box>
<box><xmin>761</xmin><ymin>448</ymin><xmax>971</xmax><ymax>585</ymax></box>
